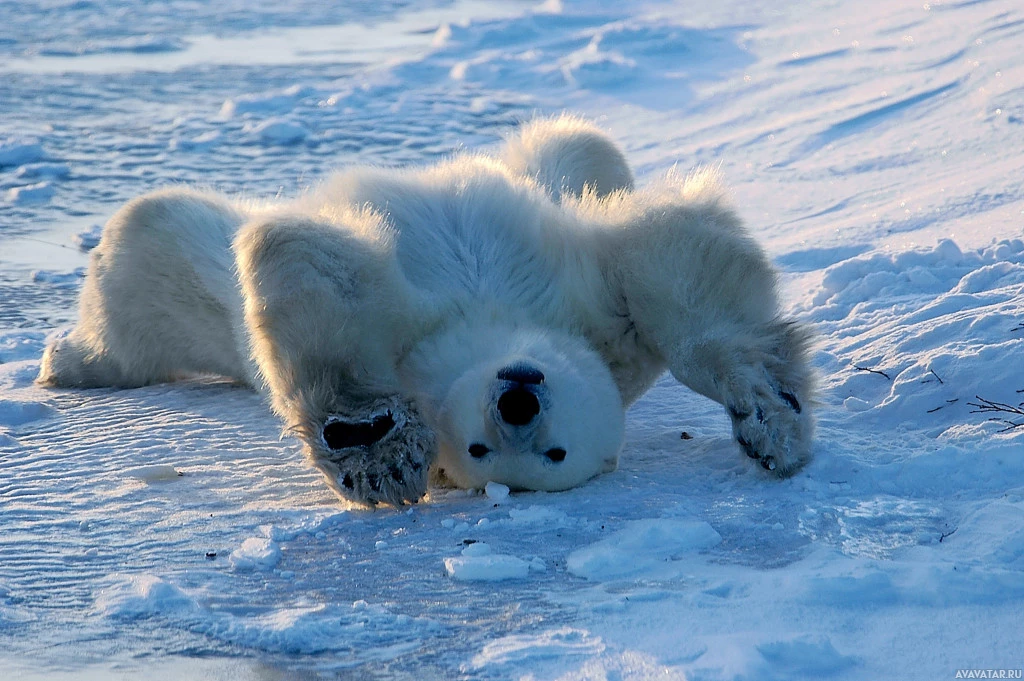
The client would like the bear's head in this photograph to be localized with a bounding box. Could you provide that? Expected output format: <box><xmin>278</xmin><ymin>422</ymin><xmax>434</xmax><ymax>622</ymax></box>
<box><xmin>402</xmin><ymin>324</ymin><xmax>624</xmax><ymax>492</ymax></box>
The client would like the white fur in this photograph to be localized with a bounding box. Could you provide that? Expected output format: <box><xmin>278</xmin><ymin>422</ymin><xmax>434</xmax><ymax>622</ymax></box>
<box><xmin>39</xmin><ymin>114</ymin><xmax>815</xmax><ymax>505</ymax></box>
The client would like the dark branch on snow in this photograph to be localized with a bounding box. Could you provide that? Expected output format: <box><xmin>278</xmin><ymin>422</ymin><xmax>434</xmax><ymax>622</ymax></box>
<box><xmin>853</xmin><ymin>365</ymin><xmax>891</xmax><ymax>380</ymax></box>
<box><xmin>968</xmin><ymin>395</ymin><xmax>1024</xmax><ymax>432</ymax></box>
<box><xmin>927</xmin><ymin>398</ymin><xmax>959</xmax><ymax>414</ymax></box>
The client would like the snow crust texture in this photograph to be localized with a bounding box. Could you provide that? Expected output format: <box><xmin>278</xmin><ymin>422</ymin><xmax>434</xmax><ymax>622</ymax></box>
<box><xmin>2</xmin><ymin>0</ymin><xmax>1023</xmax><ymax>679</ymax></box>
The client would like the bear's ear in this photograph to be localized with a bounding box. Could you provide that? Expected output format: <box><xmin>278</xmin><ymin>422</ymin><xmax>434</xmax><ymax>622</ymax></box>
<box><xmin>502</xmin><ymin>115</ymin><xmax>634</xmax><ymax>204</ymax></box>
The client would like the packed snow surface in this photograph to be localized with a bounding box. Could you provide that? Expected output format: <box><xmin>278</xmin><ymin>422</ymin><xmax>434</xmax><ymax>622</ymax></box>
<box><xmin>1</xmin><ymin>0</ymin><xmax>1023</xmax><ymax>679</ymax></box>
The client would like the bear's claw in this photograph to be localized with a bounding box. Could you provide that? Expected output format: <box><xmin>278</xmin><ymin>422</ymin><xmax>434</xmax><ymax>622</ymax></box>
<box><xmin>725</xmin><ymin>369</ymin><xmax>812</xmax><ymax>478</ymax></box>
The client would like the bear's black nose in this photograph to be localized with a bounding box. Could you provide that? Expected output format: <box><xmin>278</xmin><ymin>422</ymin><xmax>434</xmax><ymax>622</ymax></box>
<box><xmin>323</xmin><ymin>412</ymin><xmax>396</xmax><ymax>450</ymax></box>
<box><xmin>497</xmin><ymin>387</ymin><xmax>540</xmax><ymax>426</ymax></box>
<box><xmin>497</xmin><ymin>363</ymin><xmax>545</xmax><ymax>385</ymax></box>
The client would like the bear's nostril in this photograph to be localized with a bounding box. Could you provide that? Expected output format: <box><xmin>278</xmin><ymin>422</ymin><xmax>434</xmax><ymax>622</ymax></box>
<box><xmin>497</xmin><ymin>387</ymin><xmax>540</xmax><ymax>426</ymax></box>
<box><xmin>323</xmin><ymin>411</ymin><xmax>396</xmax><ymax>450</ymax></box>
<box><xmin>497</xmin><ymin>363</ymin><xmax>545</xmax><ymax>385</ymax></box>
<box><xmin>544</xmin><ymin>447</ymin><xmax>566</xmax><ymax>462</ymax></box>
<box><xmin>468</xmin><ymin>443</ymin><xmax>490</xmax><ymax>458</ymax></box>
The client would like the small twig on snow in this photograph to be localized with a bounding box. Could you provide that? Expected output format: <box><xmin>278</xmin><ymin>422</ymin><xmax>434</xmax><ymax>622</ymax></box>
<box><xmin>927</xmin><ymin>398</ymin><xmax>959</xmax><ymax>414</ymax></box>
<box><xmin>929</xmin><ymin>368</ymin><xmax>944</xmax><ymax>385</ymax></box>
<box><xmin>853</xmin><ymin>365</ymin><xmax>892</xmax><ymax>380</ymax></box>
<box><xmin>939</xmin><ymin>527</ymin><xmax>958</xmax><ymax>543</ymax></box>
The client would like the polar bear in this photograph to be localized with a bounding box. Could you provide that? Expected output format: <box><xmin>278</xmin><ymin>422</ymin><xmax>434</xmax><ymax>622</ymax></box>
<box><xmin>38</xmin><ymin>115</ymin><xmax>814</xmax><ymax>505</ymax></box>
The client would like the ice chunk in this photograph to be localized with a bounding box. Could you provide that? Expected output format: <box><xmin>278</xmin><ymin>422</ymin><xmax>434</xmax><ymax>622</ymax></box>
<box><xmin>444</xmin><ymin>543</ymin><xmax>531</xmax><ymax>581</ymax></box>
<box><xmin>484</xmin><ymin>481</ymin><xmax>510</xmax><ymax>501</ymax></box>
<box><xmin>229</xmin><ymin>537</ymin><xmax>282</xmax><ymax>571</ymax></box>
<box><xmin>127</xmin><ymin>464</ymin><xmax>181</xmax><ymax>483</ymax></box>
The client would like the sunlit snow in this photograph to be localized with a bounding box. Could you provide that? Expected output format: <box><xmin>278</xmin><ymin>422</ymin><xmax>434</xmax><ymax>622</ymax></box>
<box><xmin>1</xmin><ymin>0</ymin><xmax>1022</xmax><ymax>679</ymax></box>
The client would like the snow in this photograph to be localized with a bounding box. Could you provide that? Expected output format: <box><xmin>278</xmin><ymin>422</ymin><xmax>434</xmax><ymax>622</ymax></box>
<box><xmin>468</xmin><ymin>627</ymin><xmax>606</xmax><ymax>673</ymax></box>
<box><xmin>219</xmin><ymin>84</ymin><xmax>320</xmax><ymax>118</ymax></box>
<box><xmin>444</xmin><ymin>542</ymin><xmax>533</xmax><ymax>581</ymax></box>
<box><xmin>16</xmin><ymin>162</ymin><xmax>70</xmax><ymax>180</ymax></box>
<box><xmin>94</xmin><ymin>574</ymin><xmax>198</xmax><ymax>619</ymax></box>
<box><xmin>72</xmin><ymin>224</ymin><xmax>104</xmax><ymax>251</ymax></box>
<box><xmin>6</xmin><ymin>181</ymin><xmax>55</xmax><ymax>205</ymax></box>
<box><xmin>0</xmin><ymin>397</ymin><xmax>55</xmax><ymax>427</ymax></box>
<box><xmin>2</xmin><ymin>0</ymin><xmax>1023</xmax><ymax>678</ymax></box>
<box><xmin>244</xmin><ymin>118</ymin><xmax>309</xmax><ymax>146</ymax></box>
<box><xmin>0</xmin><ymin>137</ymin><xmax>45</xmax><ymax>167</ymax></box>
<box><xmin>31</xmin><ymin>267</ymin><xmax>86</xmax><ymax>287</ymax></box>
<box><xmin>566</xmin><ymin>519</ymin><xmax>722</xmax><ymax>580</ymax></box>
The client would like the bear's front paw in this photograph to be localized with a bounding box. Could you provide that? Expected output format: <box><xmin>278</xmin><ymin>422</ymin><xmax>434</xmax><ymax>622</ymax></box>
<box><xmin>725</xmin><ymin>373</ymin><xmax>813</xmax><ymax>477</ymax></box>
<box><xmin>302</xmin><ymin>396</ymin><xmax>437</xmax><ymax>505</ymax></box>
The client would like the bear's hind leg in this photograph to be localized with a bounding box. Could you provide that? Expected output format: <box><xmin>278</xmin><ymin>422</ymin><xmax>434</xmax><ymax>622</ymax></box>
<box><xmin>38</xmin><ymin>189</ymin><xmax>251</xmax><ymax>389</ymax></box>
<box><xmin>234</xmin><ymin>214</ymin><xmax>436</xmax><ymax>505</ymax></box>
<box><xmin>502</xmin><ymin>115</ymin><xmax>634</xmax><ymax>203</ymax></box>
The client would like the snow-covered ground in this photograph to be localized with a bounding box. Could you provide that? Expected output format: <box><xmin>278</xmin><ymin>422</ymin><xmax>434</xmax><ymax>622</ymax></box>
<box><xmin>2</xmin><ymin>0</ymin><xmax>1023</xmax><ymax>678</ymax></box>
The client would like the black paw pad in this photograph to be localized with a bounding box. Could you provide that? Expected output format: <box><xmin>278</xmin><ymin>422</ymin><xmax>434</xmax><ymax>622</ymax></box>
<box><xmin>342</xmin><ymin>473</ymin><xmax>354</xmax><ymax>489</ymax></box>
<box><xmin>323</xmin><ymin>411</ymin><xmax>396</xmax><ymax>450</ymax></box>
<box><xmin>778</xmin><ymin>390</ymin><xmax>801</xmax><ymax>414</ymax></box>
